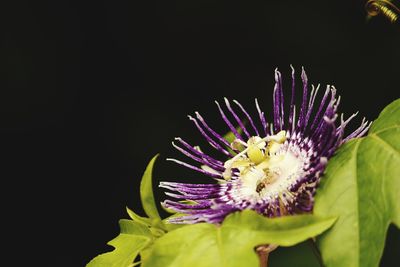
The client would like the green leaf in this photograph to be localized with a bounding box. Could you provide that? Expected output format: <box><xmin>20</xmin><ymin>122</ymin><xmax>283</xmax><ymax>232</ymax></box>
<box><xmin>142</xmin><ymin>210</ymin><xmax>336</xmax><ymax>267</ymax></box>
<box><xmin>368</xmin><ymin>98</ymin><xmax>400</xmax><ymax>134</ymax></box>
<box><xmin>314</xmin><ymin>99</ymin><xmax>400</xmax><ymax>267</ymax></box>
<box><xmin>126</xmin><ymin>207</ymin><xmax>151</xmax><ymax>226</ymax></box>
<box><xmin>87</xmin><ymin>220</ymin><xmax>152</xmax><ymax>267</ymax></box>
<box><xmin>140</xmin><ymin>154</ymin><xmax>161</xmax><ymax>221</ymax></box>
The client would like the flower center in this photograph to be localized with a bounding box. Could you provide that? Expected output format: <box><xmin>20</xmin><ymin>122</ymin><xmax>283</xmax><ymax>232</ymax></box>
<box><xmin>224</xmin><ymin>131</ymin><xmax>307</xmax><ymax>202</ymax></box>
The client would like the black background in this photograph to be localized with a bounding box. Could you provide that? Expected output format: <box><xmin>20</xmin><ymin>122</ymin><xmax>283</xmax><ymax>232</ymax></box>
<box><xmin>3</xmin><ymin>0</ymin><xmax>399</xmax><ymax>266</ymax></box>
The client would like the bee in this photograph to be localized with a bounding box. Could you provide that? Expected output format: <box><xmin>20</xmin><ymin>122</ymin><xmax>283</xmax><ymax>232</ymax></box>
<box><xmin>256</xmin><ymin>180</ymin><xmax>268</xmax><ymax>194</ymax></box>
<box><xmin>255</xmin><ymin>169</ymin><xmax>278</xmax><ymax>194</ymax></box>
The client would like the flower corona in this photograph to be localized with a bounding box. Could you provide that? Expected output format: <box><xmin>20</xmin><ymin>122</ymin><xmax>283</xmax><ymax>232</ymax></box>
<box><xmin>160</xmin><ymin>67</ymin><xmax>370</xmax><ymax>224</ymax></box>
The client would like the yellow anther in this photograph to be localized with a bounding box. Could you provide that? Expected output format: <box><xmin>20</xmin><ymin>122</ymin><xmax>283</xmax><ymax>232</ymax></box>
<box><xmin>223</xmin><ymin>131</ymin><xmax>287</xmax><ymax>181</ymax></box>
<box><xmin>247</xmin><ymin>136</ymin><xmax>267</xmax><ymax>149</ymax></box>
<box><xmin>230</xmin><ymin>159</ymin><xmax>252</xmax><ymax>169</ymax></box>
<box><xmin>247</xmin><ymin>145</ymin><xmax>265</xmax><ymax>164</ymax></box>
<box><xmin>256</xmin><ymin>158</ymin><xmax>270</xmax><ymax>170</ymax></box>
<box><xmin>274</xmin><ymin>130</ymin><xmax>287</xmax><ymax>144</ymax></box>
<box><xmin>265</xmin><ymin>130</ymin><xmax>286</xmax><ymax>156</ymax></box>
<box><xmin>266</xmin><ymin>142</ymin><xmax>279</xmax><ymax>155</ymax></box>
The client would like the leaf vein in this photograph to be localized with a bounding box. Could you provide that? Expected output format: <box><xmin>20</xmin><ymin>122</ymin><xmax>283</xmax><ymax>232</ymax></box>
<box><xmin>369</xmin><ymin>134</ymin><xmax>400</xmax><ymax>159</ymax></box>
<box><xmin>371</xmin><ymin>124</ymin><xmax>400</xmax><ymax>135</ymax></box>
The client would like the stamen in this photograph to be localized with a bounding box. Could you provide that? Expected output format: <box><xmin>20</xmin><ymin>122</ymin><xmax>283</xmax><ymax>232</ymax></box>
<box><xmin>162</xmin><ymin>67</ymin><xmax>369</xmax><ymax>224</ymax></box>
<box><xmin>223</xmin><ymin>131</ymin><xmax>287</xmax><ymax>171</ymax></box>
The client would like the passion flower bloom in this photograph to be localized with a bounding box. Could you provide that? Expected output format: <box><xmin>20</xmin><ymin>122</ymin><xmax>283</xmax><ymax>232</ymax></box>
<box><xmin>160</xmin><ymin>67</ymin><xmax>370</xmax><ymax>224</ymax></box>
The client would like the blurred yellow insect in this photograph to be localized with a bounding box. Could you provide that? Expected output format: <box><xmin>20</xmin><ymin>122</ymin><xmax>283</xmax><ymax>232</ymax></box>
<box><xmin>366</xmin><ymin>0</ymin><xmax>400</xmax><ymax>23</ymax></box>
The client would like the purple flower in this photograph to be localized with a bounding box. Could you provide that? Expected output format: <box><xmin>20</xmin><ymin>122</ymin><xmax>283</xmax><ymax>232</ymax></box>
<box><xmin>160</xmin><ymin>67</ymin><xmax>370</xmax><ymax>224</ymax></box>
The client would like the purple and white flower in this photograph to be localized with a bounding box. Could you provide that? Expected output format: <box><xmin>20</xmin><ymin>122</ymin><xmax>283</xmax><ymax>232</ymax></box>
<box><xmin>160</xmin><ymin>67</ymin><xmax>370</xmax><ymax>224</ymax></box>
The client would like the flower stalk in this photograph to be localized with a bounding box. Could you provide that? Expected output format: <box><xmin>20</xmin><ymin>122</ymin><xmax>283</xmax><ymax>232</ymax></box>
<box><xmin>256</xmin><ymin>244</ymin><xmax>277</xmax><ymax>267</ymax></box>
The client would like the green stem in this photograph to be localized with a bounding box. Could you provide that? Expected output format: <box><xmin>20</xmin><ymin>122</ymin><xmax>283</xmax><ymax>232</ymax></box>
<box><xmin>308</xmin><ymin>239</ymin><xmax>324</xmax><ymax>267</ymax></box>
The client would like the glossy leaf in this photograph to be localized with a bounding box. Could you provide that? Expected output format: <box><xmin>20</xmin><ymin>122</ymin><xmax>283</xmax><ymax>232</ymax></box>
<box><xmin>314</xmin><ymin>99</ymin><xmax>400</xmax><ymax>267</ymax></box>
<box><xmin>140</xmin><ymin>154</ymin><xmax>161</xmax><ymax>221</ymax></box>
<box><xmin>126</xmin><ymin>207</ymin><xmax>151</xmax><ymax>226</ymax></box>
<box><xmin>142</xmin><ymin>210</ymin><xmax>336</xmax><ymax>267</ymax></box>
<box><xmin>87</xmin><ymin>220</ymin><xmax>152</xmax><ymax>267</ymax></box>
